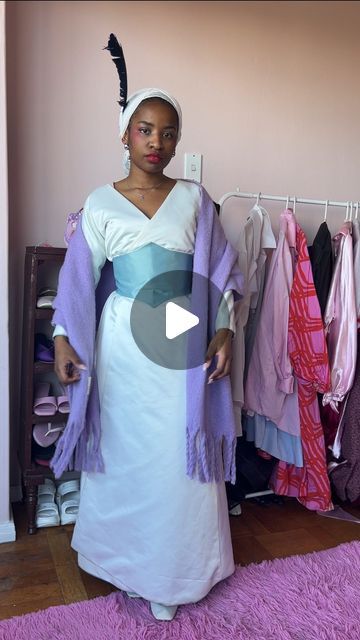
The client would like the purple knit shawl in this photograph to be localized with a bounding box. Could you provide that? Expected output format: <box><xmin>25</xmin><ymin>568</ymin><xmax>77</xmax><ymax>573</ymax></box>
<box><xmin>50</xmin><ymin>184</ymin><xmax>243</xmax><ymax>482</ymax></box>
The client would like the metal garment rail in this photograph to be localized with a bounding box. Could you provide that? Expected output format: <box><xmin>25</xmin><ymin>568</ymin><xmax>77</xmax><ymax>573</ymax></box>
<box><xmin>218</xmin><ymin>189</ymin><xmax>360</xmax><ymax>221</ymax></box>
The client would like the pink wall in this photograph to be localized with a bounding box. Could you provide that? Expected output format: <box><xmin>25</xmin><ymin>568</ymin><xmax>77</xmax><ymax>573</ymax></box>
<box><xmin>5</xmin><ymin>0</ymin><xmax>360</xmax><ymax>486</ymax></box>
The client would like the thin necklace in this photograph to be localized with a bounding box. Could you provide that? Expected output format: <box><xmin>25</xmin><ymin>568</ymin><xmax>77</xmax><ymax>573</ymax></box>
<box><xmin>126</xmin><ymin>179</ymin><xmax>166</xmax><ymax>201</ymax></box>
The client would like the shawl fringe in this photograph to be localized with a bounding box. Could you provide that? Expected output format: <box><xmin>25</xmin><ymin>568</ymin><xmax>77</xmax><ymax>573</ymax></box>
<box><xmin>50</xmin><ymin>371</ymin><xmax>105</xmax><ymax>478</ymax></box>
<box><xmin>186</xmin><ymin>430</ymin><xmax>237</xmax><ymax>484</ymax></box>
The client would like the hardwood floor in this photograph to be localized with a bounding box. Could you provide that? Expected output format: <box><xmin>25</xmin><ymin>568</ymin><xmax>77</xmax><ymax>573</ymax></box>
<box><xmin>1</xmin><ymin>498</ymin><xmax>360</xmax><ymax>621</ymax></box>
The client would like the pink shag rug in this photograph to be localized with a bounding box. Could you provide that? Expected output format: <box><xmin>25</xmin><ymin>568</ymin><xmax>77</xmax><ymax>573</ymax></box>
<box><xmin>1</xmin><ymin>541</ymin><xmax>360</xmax><ymax>640</ymax></box>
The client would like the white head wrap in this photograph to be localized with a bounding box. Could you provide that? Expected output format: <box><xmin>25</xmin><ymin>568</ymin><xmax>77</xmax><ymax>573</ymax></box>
<box><xmin>119</xmin><ymin>88</ymin><xmax>182</xmax><ymax>174</ymax></box>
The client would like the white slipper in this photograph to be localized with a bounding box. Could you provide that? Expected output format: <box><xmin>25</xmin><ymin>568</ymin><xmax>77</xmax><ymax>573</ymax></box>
<box><xmin>36</xmin><ymin>288</ymin><xmax>57</xmax><ymax>309</ymax></box>
<box><xmin>56</xmin><ymin>479</ymin><xmax>80</xmax><ymax>525</ymax></box>
<box><xmin>36</xmin><ymin>479</ymin><xmax>60</xmax><ymax>528</ymax></box>
<box><xmin>126</xmin><ymin>591</ymin><xmax>141</xmax><ymax>598</ymax></box>
<box><xmin>150</xmin><ymin>602</ymin><xmax>178</xmax><ymax>621</ymax></box>
<box><xmin>36</xmin><ymin>295</ymin><xmax>55</xmax><ymax>309</ymax></box>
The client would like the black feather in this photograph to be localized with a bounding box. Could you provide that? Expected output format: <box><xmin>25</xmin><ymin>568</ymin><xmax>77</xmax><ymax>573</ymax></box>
<box><xmin>103</xmin><ymin>33</ymin><xmax>128</xmax><ymax>108</ymax></box>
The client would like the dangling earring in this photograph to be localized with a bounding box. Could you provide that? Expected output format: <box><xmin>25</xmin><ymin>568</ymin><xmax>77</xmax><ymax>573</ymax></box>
<box><xmin>123</xmin><ymin>144</ymin><xmax>131</xmax><ymax>175</ymax></box>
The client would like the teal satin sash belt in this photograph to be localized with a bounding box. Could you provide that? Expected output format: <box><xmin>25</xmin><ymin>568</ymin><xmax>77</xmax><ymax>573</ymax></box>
<box><xmin>113</xmin><ymin>243</ymin><xmax>193</xmax><ymax>307</ymax></box>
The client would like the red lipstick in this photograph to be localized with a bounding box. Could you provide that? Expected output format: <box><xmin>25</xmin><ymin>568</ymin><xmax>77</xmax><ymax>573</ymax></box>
<box><xmin>145</xmin><ymin>154</ymin><xmax>162</xmax><ymax>164</ymax></box>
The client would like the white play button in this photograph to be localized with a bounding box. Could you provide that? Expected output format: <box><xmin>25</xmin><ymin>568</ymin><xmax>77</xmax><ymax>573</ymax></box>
<box><xmin>165</xmin><ymin>301</ymin><xmax>199</xmax><ymax>340</ymax></box>
<box><xmin>130</xmin><ymin>269</ymin><xmax>226</xmax><ymax>369</ymax></box>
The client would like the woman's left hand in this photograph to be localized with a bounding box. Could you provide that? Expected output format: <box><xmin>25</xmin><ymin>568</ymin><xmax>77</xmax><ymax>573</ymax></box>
<box><xmin>204</xmin><ymin>328</ymin><xmax>233</xmax><ymax>383</ymax></box>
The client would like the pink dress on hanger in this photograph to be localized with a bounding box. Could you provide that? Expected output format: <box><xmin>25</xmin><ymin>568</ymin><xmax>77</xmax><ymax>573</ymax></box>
<box><xmin>322</xmin><ymin>222</ymin><xmax>357</xmax><ymax>411</ymax></box>
<box><xmin>270</xmin><ymin>224</ymin><xmax>333</xmax><ymax>512</ymax></box>
<box><xmin>326</xmin><ymin>222</ymin><xmax>358</xmax><ymax>462</ymax></box>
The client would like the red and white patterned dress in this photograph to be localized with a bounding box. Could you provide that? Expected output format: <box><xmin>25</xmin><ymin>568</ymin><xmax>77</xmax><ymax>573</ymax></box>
<box><xmin>270</xmin><ymin>224</ymin><xmax>333</xmax><ymax>511</ymax></box>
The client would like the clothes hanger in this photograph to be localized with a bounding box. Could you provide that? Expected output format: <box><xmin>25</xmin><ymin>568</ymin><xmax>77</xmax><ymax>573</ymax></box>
<box><xmin>344</xmin><ymin>201</ymin><xmax>350</xmax><ymax>222</ymax></box>
<box><xmin>324</xmin><ymin>199</ymin><xmax>329</xmax><ymax>222</ymax></box>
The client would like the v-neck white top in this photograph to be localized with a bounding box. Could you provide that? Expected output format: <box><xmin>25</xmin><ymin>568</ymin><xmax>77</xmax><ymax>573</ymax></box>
<box><xmin>83</xmin><ymin>181</ymin><xmax>199</xmax><ymax>281</ymax></box>
<box><xmin>54</xmin><ymin>179</ymin><xmax>235</xmax><ymax>335</ymax></box>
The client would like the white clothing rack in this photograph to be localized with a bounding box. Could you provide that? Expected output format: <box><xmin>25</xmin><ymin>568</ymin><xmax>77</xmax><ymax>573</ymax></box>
<box><xmin>245</xmin><ymin>489</ymin><xmax>274</xmax><ymax>499</ymax></box>
<box><xmin>219</xmin><ymin>189</ymin><xmax>359</xmax><ymax>223</ymax></box>
<box><xmin>229</xmin><ymin>490</ymin><xmax>275</xmax><ymax>516</ymax></box>
<box><xmin>218</xmin><ymin>189</ymin><xmax>353</xmax><ymax>210</ymax></box>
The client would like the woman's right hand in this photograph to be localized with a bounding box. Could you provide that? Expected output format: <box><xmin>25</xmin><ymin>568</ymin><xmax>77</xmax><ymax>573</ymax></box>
<box><xmin>54</xmin><ymin>335</ymin><xmax>87</xmax><ymax>385</ymax></box>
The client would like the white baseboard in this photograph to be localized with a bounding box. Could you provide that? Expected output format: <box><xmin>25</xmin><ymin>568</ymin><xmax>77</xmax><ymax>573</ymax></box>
<box><xmin>0</xmin><ymin>509</ymin><xmax>16</xmax><ymax>543</ymax></box>
<box><xmin>10</xmin><ymin>484</ymin><xmax>23</xmax><ymax>503</ymax></box>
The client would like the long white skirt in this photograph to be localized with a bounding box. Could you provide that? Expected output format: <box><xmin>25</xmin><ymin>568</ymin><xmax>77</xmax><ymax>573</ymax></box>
<box><xmin>71</xmin><ymin>292</ymin><xmax>235</xmax><ymax>606</ymax></box>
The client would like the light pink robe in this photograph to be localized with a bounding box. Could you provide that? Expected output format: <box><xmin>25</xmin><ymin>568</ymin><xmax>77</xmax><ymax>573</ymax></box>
<box><xmin>244</xmin><ymin>210</ymin><xmax>300</xmax><ymax>436</ymax></box>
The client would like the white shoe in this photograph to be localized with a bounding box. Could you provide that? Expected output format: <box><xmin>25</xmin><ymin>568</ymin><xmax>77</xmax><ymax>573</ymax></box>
<box><xmin>55</xmin><ymin>479</ymin><xmax>80</xmax><ymax>525</ymax></box>
<box><xmin>36</xmin><ymin>479</ymin><xmax>60</xmax><ymax>528</ymax></box>
<box><xmin>150</xmin><ymin>602</ymin><xmax>178</xmax><ymax>621</ymax></box>
<box><xmin>126</xmin><ymin>591</ymin><xmax>141</xmax><ymax>598</ymax></box>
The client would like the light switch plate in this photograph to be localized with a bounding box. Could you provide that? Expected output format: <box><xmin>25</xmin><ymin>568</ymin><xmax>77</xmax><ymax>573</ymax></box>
<box><xmin>184</xmin><ymin>152</ymin><xmax>202</xmax><ymax>182</ymax></box>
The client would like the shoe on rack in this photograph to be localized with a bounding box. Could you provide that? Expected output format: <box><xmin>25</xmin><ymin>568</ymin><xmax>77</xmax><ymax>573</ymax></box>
<box><xmin>34</xmin><ymin>333</ymin><xmax>55</xmax><ymax>362</ymax></box>
<box><xmin>150</xmin><ymin>602</ymin><xmax>178</xmax><ymax>621</ymax></box>
<box><xmin>56</xmin><ymin>479</ymin><xmax>80</xmax><ymax>525</ymax></box>
<box><xmin>33</xmin><ymin>382</ymin><xmax>57</xmax><ymax>416</ymax></box>
<box><xmin>36</xmin><ymin>478</ymin><xmax>60</xmax><ymax>528</ymax></box>
<box><xmin>33</xmin><ymin>422</ymin><xmax>65</xmax><ymax>447</ymax></box>
<box><xmin>56</xmin><ymin>387</ymin><xmax>70</xmax><ymax>414</ymax></box>
<box><xmin>36</xmin><ymin>288</ymin><xmax>57</xmax><ymax>309</ymax></box>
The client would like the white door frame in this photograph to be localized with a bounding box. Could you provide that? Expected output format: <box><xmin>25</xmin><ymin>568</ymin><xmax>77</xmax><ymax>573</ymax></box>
<box><xmin>0</xmin><ymin>0</ymin><xmax>16</xmax><ymax>543</ymax></box>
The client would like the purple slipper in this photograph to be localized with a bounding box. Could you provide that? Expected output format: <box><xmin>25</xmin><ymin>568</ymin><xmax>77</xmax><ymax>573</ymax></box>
<box><xmin>34</xmin><ymin>334</ymin><xmax>55</xmax><ymax>363</ymax></box>
<box><xmin>33</xmin><ymin>422</ymin><xmax>65</xmax><ymax>447</ymax></box>
<box><xmin>33</xmin><ymin>382</ymin><xmax>57</xmax><ymax>416</ymax></box>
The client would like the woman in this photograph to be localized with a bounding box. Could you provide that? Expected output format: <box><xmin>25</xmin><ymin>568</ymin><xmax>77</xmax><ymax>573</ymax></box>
<box><xmin>52</xmin><ymin>37</ymin><xmax>243</xmax><ymax>622</ymax></box>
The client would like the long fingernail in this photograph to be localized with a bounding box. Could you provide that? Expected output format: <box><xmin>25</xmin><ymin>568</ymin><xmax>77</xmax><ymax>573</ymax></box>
<box><xmin>208</xmin><ymin>379</ymin><xmax>214</xmax><ymax>384</ymax></box>
<box><xmin>78</xmin><ymin>364</ymin><xmax>87</xmax><ymax>370</ymax></box>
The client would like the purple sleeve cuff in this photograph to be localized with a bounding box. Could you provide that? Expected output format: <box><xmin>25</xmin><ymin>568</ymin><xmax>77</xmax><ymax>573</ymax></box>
<box><xmin>277</xmin><ymin>376</ymin><xmax>294</xmax><ymax>394</ymax></box>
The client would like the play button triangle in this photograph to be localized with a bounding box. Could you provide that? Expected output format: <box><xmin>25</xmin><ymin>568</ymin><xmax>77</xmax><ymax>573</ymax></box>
<box><xmin>165</xmin><ymin>301</ymin><xmax>199</xmax><ymax>340</ymax></box>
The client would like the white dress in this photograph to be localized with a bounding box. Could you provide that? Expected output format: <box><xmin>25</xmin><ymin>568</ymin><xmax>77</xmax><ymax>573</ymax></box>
<box><xmin>69</xmin><ymin>180</ymin><xmax>235</xmax><ymax>606</ymax></box>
